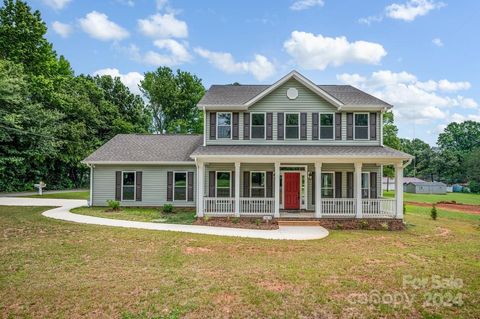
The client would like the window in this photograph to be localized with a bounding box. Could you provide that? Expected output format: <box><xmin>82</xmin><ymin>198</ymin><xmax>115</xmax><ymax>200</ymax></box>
<box><xmin>361</xmin><ymin>172</ymin><xmax>370</xmax><ymax>198</ymax></box>
<box><xmin>216</xmin><ymin>171</ymin><xmax>231</xmax><ymax>197</ymax></box>
<box><xmin>321</xmin><ymin>172</ymin><xmax>334</xmax><ymax>198</ymax></box>
<box><xmin>320</xmin><ymin>113</ymin><xmax>334</xmax><ymax>139</ymax></box>
<box><xmin>285</xmin><ymin>113</ymin><xmax>299</xmax><ymax>139</ymax></box>
<box><xmin>217</xmin><ymin>112</ymin><xmax>231</xmax><ymax>138</ymax></box>
<box><xmin>354</xmin><ymin>113</ymin><xmax>369</xmax><ymax>139</ymax></box>
<box><xmin>251</xmin><ymin>172</ymin><xmax>266</xmax><ymax>197</ymax></box>
<box><xmin>122</xmin><ymin>172</ymin><xmax>135</xmax><ymax>201</ymax></box>
<box><xmin>174</xmin><ymin>172</ymin><xmax>187</xmax><ymax>201</ymax></box>
<box><xmin>251</xmin><ymin>113</ymin><xmax>265</xmax><ymax>139</ymax></box>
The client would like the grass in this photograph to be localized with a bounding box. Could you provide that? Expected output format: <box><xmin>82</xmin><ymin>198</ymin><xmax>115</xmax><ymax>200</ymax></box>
<box><xmin>384</xmin><ymin>190</ymin><xmax>480</xmax><ymax>205</ymax></box>
<box><xmin>26</xmin><ymin>191</ymin><xmax>89</xmax><ymax>200</ymax></box>
<box><xmin>0</xmin><ymin>205</ymin><xmax>479</xmax><ymax>318</ymax></box>
<box><xmin>71</xmin><ymin>206</ymin><xmax>196</xmax><ymax>224</ymax></box>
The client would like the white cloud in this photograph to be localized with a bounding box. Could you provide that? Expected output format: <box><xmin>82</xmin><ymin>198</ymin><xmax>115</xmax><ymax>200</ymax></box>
<box><xmin>42</xmin><ymin>0</ymin><xmax>71</xmax><ymax>10</ymax></box>
<box><xmin>51</xmin><ymin>21</ymin><xmax>72</xmax><ymax>38</ymax></box>
<box><xmin>194</xmin><ymin>48</ymin><xmax>275</xmax><ymax>81</ymax></box>
<box><xmin>79</xmin><ymin>11</ymin><xmax>129</xmax><ymax>41</ymax></box>
<box><xmin>138</xmin><ymin>13</ymin><xmax>188</xmax><ymax>39</ymax></box>
<box><xmin>432</xmin><ymin>38</ymin><xmax>443</xmax><ymax>47</ymax></box>
<box><xmin>290</xmin><ymin>0</ymin><xmax>324</xmax><ymax>11</ymax></box>
<box><xmin>358</xmin><ymin>15</ymin><xmax>383</xmax><ymax>25</ymax></box>
<box><xmin>283</xmin><ymin>31</ymin><xmax>386</xmax><ymax>70</ymax></box>
<box><xmin>126</xmin><ymin>40</ymin><xmax>191</xmax><ymax>67</ymax></box>
<box><xmin>94</xmin><ymin>68</ymin><xmax>144</xmax><ymax>96</ymax></box>
<box><xmin>450</xmin><ymin>113</ymin><xmax>480</xmax><ymax>123</ymax></box>
<box><xmin>385</xmin><ymin>0</ymin><xmax>445</xmax><ymax>22</ymax></box>
<box><xmin>156</xmin><ymin>0</ymin><xmax>169</xmax><ymax>10</ymax></box>
<box><xmin>437</xmin><ymin>79</ymin><xmax>471</xmax><ymax>92</ymax></box>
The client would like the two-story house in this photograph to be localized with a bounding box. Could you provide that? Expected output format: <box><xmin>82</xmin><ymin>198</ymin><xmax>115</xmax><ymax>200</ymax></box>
<box><xmin>83</xmin><ymin>71</ymin><xmax>412</xmax><ymax>221</ymax></box>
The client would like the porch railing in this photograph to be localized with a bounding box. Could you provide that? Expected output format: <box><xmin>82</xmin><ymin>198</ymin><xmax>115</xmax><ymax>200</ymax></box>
<box><xmin>203</xmin><ymin>197</ymin><xmax>235</xmax><ymax>216</ymax></box>
<box><xmin>321</xmin><ymin>198</ymin><xmax>356</xmax><ymax>218</ymax></box>
<box><xmin>240</xmin><ymin>197</ymin><xmax>274</xmax><ymax>216</ymax></box>
<box><xmin>362</xmin><ymin>198</ymin><xmax>396</xmax><ymax>218</ymax></box>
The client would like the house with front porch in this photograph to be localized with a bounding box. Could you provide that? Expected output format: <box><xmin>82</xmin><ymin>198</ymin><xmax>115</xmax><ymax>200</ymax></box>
<box><xmin>83</xmin><ymin>71</ymin><xmax>412</xmax><ymax>221</ymax></box>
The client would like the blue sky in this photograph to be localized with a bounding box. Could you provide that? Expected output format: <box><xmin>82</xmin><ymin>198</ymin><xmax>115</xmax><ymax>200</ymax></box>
<box><xmin>30</xmin><ymin>0</ymin><xmax>480</xmax><ymax>145</ymax></box>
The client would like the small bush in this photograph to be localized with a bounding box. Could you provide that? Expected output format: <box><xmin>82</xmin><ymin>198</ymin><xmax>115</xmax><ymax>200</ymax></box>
<box><xmin>162</xmin><ymin>204</ymin><xmax>174</xmax><ymax>214</ymax></box>
<box><xmin>106</xmin><ymin>200</ymin><xmax>120</xmax><ymax>211</ymax></box>
<box><xmin>380</xmin><ymin>222</ymin><xmax>389</xmax><ymax>231</ymax></box>
<box><xmin>335</xmin><ymin>223</ymin><xmax>343</xmax><ymax>230</ymax></box>
<box><xmin>403</xmin><ymin>205</ymin><xmax>406</xmax><ymax>215</ymax></box>
<box><xmin>360</xmin><ymin>220</ymin><xmax>369</xmax><ymax>229</ymax></box>
<box><xmin>255</xmin><ymin>219</ymin><xmax>261</xmax><ymax>226</ymax></box>
<box><xmin>203</xmin><ymin>215</ymin><xmax>210</xmax><ymax>222</ymax></box>
<box><xmin>431</xmin><ymin>204</ymin><xmax>438</xmax><ymax>220</ymax></box>
<box><xmin>232</xmin><ymin>217</ymin><xmax>240</xmax><ymax>224</ymax></box>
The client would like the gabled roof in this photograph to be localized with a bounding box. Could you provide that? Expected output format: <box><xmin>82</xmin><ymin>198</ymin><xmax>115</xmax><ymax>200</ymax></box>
<box><xmin>82</xmin><ymin>134</ymin><xmax>203</xmax><ymax>164</ymax></box>
<box><xmin>198</xmin><ymin>70</ymin><xmax>392</xmax><ymax>111</ymax></box>
<box><xmin>407</xmin><ymin>181</ymin><xmax>446</xmax><ymax>186</ymax></box>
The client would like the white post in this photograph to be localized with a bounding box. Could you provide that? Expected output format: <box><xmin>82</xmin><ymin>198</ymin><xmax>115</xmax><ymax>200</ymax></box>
<box><xmin>355</xmin><ymin>162</ymin><xmax>363</xmax><ymax>218</ymax></box>
<box><xmin>315</xmin><ymin>162</ymin><xmax>322</xmax><ymax>218</ymax></box>
<box><xmin>235</xmin><ymin>162</ymin><xmax>241</xmax><ymax>217</ymax></box>
<box><xmin>395</xmin><ymin>162</ymin><xmax>404</xmax><ymax>219</ymax></box>
<box><xmin>197</xmin><ymin>161</ymin><xmax>205</xmax><ymax>217</ymax></box>
<box><xmin>89</xmin><ymin>165</ymin><xmax>93</xmax><ymax>207</ymax></box>
<box><xmin>274</xmin><ymin>162</ymin><xmax>280</xmax><ymax>218</ymax></box>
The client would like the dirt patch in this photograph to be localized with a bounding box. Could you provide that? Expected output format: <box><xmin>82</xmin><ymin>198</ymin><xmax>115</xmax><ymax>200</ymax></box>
<box><xmin>194</xmin><ymin>217</ymin><xmax>279</xmax><ymax>230</ymax></box>
<box><xmin>182</xmin><ymin>246</ymin><xmax>212</xmax><ymax>255</ymax></box>
<box><xmin>258</xmin><ymin>280</ymin><xmax>294</xmax><ymax>293</ymax></box>
<box><xmin>407</xmin><ymin>201</ymin><xmax>480</xmax><ymax>214</ymax></box>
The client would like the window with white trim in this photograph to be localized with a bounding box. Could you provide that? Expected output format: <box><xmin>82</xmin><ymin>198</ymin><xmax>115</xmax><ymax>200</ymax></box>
<box><xmin>122</xmin><ymin>172</ymin><xmax>135</xmax><ymax>201</ymax></box>
<box><xmin>354</xmin><ymin>113</ymin><xmax>369</xmax><ymax>140</ymax></box>
<box><xmin>216</xmin><ymin>171</ymin><xmax>231</xmax><ymax>197</ymax></box>
<box><xmin>251</xmin><ymin>171</ymin><xmax>266</xmax><ymax>197</ymax></box>
<box><xmin>320</xmin><ymin>113</ymin><xmax>334</xmax><ymax>139</ymax></box>
<box><xmin>217</xmin><ymin>112</ymin><xmax>231</xmax><ymax>138</ymax></box>
<box><xmin>174</xmin><ymin>172</ymin><xmax>187</xmax><ymax>201</ymax></box>
<box><xmin>321</xmin><ymin>172</ymin><xmax>334</xmax><ymax>198</ymax></box>
<box><xmin>285</xmin><ymin>113</ymin><xmax>299</xmax><ymax>139</ymax></box>
<box><xmin>251</xmin><ymin>113</ymin><xmax>265</xmax><ymax>139</ymax></box>
<box><xmin>361</xmin><ymin>172</ymin><xmax>370</xmax><ymax>198</ymax></box>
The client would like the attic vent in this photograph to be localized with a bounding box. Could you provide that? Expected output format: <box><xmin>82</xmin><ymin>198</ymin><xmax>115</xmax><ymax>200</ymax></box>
<box><xmin>286</xmin><ymin>87</ymin><xmax>298</xmax><ymax>100</ymax></box>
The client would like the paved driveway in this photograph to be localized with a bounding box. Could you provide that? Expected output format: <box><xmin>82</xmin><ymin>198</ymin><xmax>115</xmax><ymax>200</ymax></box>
<box><xmin>0</xmin><ymin>197</ymin><xmax>329</xmax><ymax>240</ymax></box>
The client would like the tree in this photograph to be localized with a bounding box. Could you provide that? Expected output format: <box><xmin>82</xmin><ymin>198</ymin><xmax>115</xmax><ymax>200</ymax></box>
<box><xmin>140</xmin><ymin>67</ymin><xmax>205</xmax><ymax>134</ymax></box>
<box><xmin>382</xmin><ymin>111</ymin><xmax>401</xmax><ymax>183</ymax></box>
<box><xmin>400</xmin><ymin>138</ymin><xmax>435</xmax><ymax>179</ymax></box>
<box><xmin>465</xmin><ymin>148</ymin><xmax>480</xmax><ymax>193</ymax></box>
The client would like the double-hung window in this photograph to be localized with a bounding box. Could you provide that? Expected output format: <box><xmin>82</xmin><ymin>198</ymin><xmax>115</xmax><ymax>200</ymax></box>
<box><xmin>321</xmin><ymin>172</ymin><xmax>334</xmax><ymax>198</ymax></box>
<box><xmin>251</xmin><ymin>113</ymin><xmax>265</xmax><ymax>139</ymax></box>
<box><xmin>122</xmin><ymin>172</ymin><xmax>135</xmax><ymax>201</ymax></box>
<box><xmin>217</xmin><ymin>112</ymin><xmax>232</xmax><ymax>139</ymax></box>
<box><xmin>354</xmin><ymin>113</ymin><xmax>369</xmax><ymax>140</ymax></box>
<box><xmin>361</xmin><ymin>172</ymin><xmax>370</xmax><ymax>198</ymax></box>
<box><xmin>174</xmin><ymin>172</ymin><xmax>187</xmax><ymax>201</ymax></box>
<box><xmin>216</xmin><ymin>172</ymin><xmax>231</xmax><ymax>197</ymax></box>
<box><xmin>285</xmin><ymin>113</ymin><xmax>299</xmax><ymax>139</ymax></box>
<box><xmin>320</xmin><ymin>113</ymin><xmax>334</xmax><ymax>139</ymax></box>
<box><xmin>251</xmin><ymin>172</ymin><xmax>266</xmax><ymax>197</ymax></box>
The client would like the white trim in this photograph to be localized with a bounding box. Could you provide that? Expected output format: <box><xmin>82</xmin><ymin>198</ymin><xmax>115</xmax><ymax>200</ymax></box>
<box><xmin>173</xmin><ymin>171</ymin><xmax>188</xmax><ymax>202</ymax></box>
<box><xmin>380</xmin><ymin>112</ymin><xmax>384</xmax><ymax>146</ymax></box>
<box><xmin>216</xmin><ymin>112</ymin><xmax>233</xmax><ymax>139</ymax></box>
<box><xmin>121</xmin><ymin>171</ymin><xmax>136</xmax><ymax>201</ymax></box>
<box><xmin>319</xmin><ymin>112</ymin><xmax>335</xmax><ymax>140</ymax></box>
<box><xmin>203</xmin><ymin>106</ymin><xmax>206</xmax><ymax>146</ymax></box>
<box><xmin>215</xmin><ymin>171</ymin><xmax>232</xmax><ymax>197</ymax></box>
<box><xmin>250</xmin><ymin>171</ymin><xmax>267</xmax><ymax>197</ymax></box>
<box><xmin>361</xmin><ymin>171</ymin><xmax>370</xmax><ymax>199</ymax></box>
<box><xmin>250</xmin><ymin>112</ymin><xmax>266</xmax><ymax>139</ymax></box>
<box><xmin>83</xmin><ymin>161</ymin><xmax>195</xmax><ymax>165</ymax></box>
<box><xmin>284</xmin><ymin>112</ymin><xmax>300</xmax><ymax>140</ymax></box>
<box><xmin>320</xmin><ymin>171</ymin><xmax>335</xmax><ymax>198</ymax></box>
<box><xmin>89</xmin><ymin>165</ymin><xmax>94</xmax><ymax>207</ymax></box>
<box><xmin>280</xmin><ymin>167</ymin><xmax>308</xmax><ymax>210</ymax></box>
<box><xmin>354</xmin><ymin>112</ymin><xmax>370</xmax><ymax>140</ymax></box>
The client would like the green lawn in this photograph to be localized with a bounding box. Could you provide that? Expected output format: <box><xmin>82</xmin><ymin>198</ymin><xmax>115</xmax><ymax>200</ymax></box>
<box><xmin>0</xmin><ymin>205</ymin><xmax>479</xmax><ymax>318</ymax></box>
<box><xmin>384</xmin><ymin>190</ymin><xmax>480</xmax><ymax>205</ymax></box>
<box><xmin>26</xmin><ymin>190</ymin><xmax>89</xmax><ymax>200</ymax></box>
<box><xmin>72</xmin><ymin>206</ymin><xmax>196</xmax><ymax>224</ymax></box>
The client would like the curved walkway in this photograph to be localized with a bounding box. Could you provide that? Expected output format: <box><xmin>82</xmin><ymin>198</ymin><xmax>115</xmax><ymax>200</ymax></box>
<box><xmin>0</xmin><ymin>198</ymin><xmax>329</xmax><ymax>240</ymax></box>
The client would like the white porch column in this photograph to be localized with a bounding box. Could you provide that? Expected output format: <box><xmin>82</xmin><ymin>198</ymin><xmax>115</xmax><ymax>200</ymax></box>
<box><xmin>354</xmin><ymin>162</ymin><xmax>363</xmax><ymax>218</ymax></box>
<box><xmin>395</xmin><ymin>162</ymin><xmax>404</xmax><ymax>219</ymax></box>
<box><xmin>315</xmin><ymin>162</ymin><xmax>322</xmax><ymax>218</ymax></box>
<box><xmin>274</xmin><ymin>162</ymin><xmax>280</xmax><ymax>218</ymax></box>
<box><xmin>234</xmin><ymin>162</ymin><xmax>241</xmax><ymax>217</ymax></box>
<box><xmin>197</xmin><ymin>161</ymin><xmax>205</xmax><ymax>217</ymax></box>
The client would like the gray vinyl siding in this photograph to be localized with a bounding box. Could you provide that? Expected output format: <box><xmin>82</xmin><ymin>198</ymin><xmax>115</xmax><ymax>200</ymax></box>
<box><xmin>92</xmin><ymin>165</ymin><xmax>196</xmax><ymax>207</ymax></box>
<box><xmin>205</xmin><ymin>78</ymin><xmax>381</xmax><ymax>146</ymax></box>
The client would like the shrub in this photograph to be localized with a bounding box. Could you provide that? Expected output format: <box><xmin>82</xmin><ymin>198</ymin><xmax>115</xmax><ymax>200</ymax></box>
<box><xmin>335</xmin><ymin>223</ymin><xmax>343</xmax><ymax>230</ymax></box>
<box><xmin>380</xmin><ymin>222</ymin><xmax>389</xmax><ymax>231</ymax></box>
<box><xmin>162</xmin><ymin>204</ymin><xmax>174</xmax><ymax>214</ymax></box>
<box><xmin>106</xmin><ymin>200</ymin><xmax>120</xmax><ymax>211</ymax></box>
<box><xmin>360</xmin><ymin>220</ymin><xmax>369</xmax><ymax>229</ymax></box>
<box><xmin>255</xmin><ymin>219</ymin><xmax>261</xmax><ymax>226</ymax></box>
<box><xmin>203</xmin><ymin>215</ymin><xmax>210</xmax><ymax>222</ymax></box>
<box><xmin>403</xmin><ymin>205</ymin><xmax>406</xmax><ymax>215</ymax></box>
<box><xmin>468</xmin><ymin>180</ymin><xmax>480</xmax><ymax>194</ymax></box>
<box><xmin>431</xmin><ymin>204</ymin><xmax>438</xmax><ymax>220</ymax></box>
<box><xmin>232</xmin><ymin>217</ymin><xmax>240</xmax><ymax>224</ymax></box>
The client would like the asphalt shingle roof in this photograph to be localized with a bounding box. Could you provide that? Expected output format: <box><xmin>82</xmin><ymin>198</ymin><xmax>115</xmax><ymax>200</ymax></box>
<box><xmin>83</xmin><ymin>134</ymin><xmax>203</xmax><ymax>163</ymax></box>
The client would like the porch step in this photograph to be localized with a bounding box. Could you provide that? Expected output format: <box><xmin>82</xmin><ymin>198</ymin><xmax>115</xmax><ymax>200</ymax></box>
<box><xmin>277</xmin><ymin>220</ymin><xmax>321</xmax><ymax>226</ymax></box>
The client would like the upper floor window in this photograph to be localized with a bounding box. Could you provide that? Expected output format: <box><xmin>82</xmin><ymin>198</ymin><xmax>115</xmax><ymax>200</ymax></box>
<box><xmin>174</xmin><ymin>172</ymin><xmax>187</xmax><ymax>201</ymax></box>
<box><xmin>320</xmin><ymin>113</ymin><xmax>334</xmax><ymax>139</ymax></box>
<box><xmin>251</xmin><ymin>171</ymin><xmax>266</xmax><ymax>197</ymax></box>
<box><xmin>321</xmin><ymin>172</ymin><xmax>334</xmax><ymax>198</ymax></box>
<box><xmin>216</xmin><ymin>171</ymin><xmax>231</xmax><ymax>197</ymax></box>
<box><xmin>251</xmin><ymin>113</ymin><xmax>265</xmax><ymax>139</ymax></box>
<box><xmin>217</xmin><ymin>112</ymin><xmax>231</xmax><ymax>139</ymax></box>
<box><xmin>361</xmin><ymin>172</ymin><xmax>370</xmax><ymax>198</ymax></box>
<box><xmin>285</xmin><ymin>113</ymin><xmax>299</xmax><ymax>139</ymax></box>
<box><xmin>354</xmin><ymin>113</ymin><xmax>369</xmax><ymax>140</ymax></box>
<box><xmin>122</xmin><ymin>171</ymin><xmax>135</xmax><ymax>201</ymax></box>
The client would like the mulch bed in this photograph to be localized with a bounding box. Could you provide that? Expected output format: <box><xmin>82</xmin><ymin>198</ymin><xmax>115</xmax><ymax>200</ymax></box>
<box><xmin>406</xmin><ymin>201</ymin><xmax>480</xmax><ymax>214</ymax></box>
<box><xmin>317</xmin><ymin>218</ymin><xmax>405</xmax><ymax>231</ymax></box>
<box><xmin>194</xmin><ymin>217</ymin><xmax>279</xmax><ymax>230</ymax></box>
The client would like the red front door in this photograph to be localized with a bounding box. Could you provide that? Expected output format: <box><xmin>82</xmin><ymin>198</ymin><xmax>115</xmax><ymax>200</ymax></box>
<box><xmin>284</xmin><ymin>172</ymin><xmax>300</xmax><ymax>209</ymax></box>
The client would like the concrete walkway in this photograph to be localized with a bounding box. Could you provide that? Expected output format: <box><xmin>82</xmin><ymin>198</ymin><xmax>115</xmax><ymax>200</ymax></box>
<box><xmin>0</xmin><ymin>198</ymin><xmax>329</xmax><ymax>240</ymax></box>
